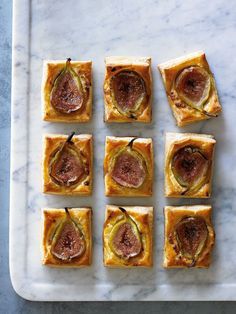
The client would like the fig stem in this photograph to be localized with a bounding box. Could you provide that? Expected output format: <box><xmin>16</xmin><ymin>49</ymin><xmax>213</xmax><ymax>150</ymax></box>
<box><xmin>181</xmin><ymin>188</ymin><xmax>189</xmax><ymax>195</ymax></box>
<box><xmin>203</xmin><ymin>110</ymin><xmax>218</xmax><ymax>118</ymax></box>
<box><xmin>66</xmin><ymin>58</ymin><xmax>71</xmax><ymax>68</ymax></box>
<box><xmin>189</xmin><ymin>259</ymin><xmax>196</xmax><ymax>267</ymax></box>
<box><xmin>118</xmin><ymin>207</ymin><xmax>133</xmax><ymax>222</ymax></box>
<box><xmin>65</xmin><ymin>207</ymin><xmax>71</xmax><ymax>218</ymax></box>
<box><xmin>119</xmin><ymin>206</ymin><xmax>127</xmax><ymax>214</ymax></box>
<box><xmin>66</xmin><ymin>132</ymin><xmax>75</xmax><ymax>143</ymax></box>
<box><xmin>130</xmin><ymin>114</ymin><xmax>137</xmax><ymax>120</ymax></box>
<box><xmin>127</xmin><ymin>137</ymin><xmax>137</xmax><ymax>148</ymax></box>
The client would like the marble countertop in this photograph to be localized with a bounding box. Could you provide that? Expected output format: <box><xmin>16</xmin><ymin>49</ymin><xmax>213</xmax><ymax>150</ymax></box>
<box><xmin>2</xmin><ymin>0</ymin><xmax>236</xmax><ymax>311</ymax></box>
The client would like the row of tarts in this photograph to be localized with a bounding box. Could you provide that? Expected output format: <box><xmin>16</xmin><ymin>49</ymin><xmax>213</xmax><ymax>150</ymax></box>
<box><xmin>41</xmin><ymin>51</ymin><xmax>221</xmax><ymax>269</ymax></box>
<box><xmin>42</xmin><ymin>51</ymin><xmax>222</xmax><ymax>125</ymax></box>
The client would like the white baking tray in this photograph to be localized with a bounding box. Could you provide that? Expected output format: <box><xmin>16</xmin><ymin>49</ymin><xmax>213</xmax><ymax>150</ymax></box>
<box><xmin>10</xmin><ymin>0</ymin><xmax>236</xmax><ymax>301</ymax></box>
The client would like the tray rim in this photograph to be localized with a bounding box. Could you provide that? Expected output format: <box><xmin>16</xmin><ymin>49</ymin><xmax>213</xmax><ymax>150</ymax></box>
<box><xmin>10</xmin><ymin>0</ymin><xmax>31</xmax><ymax>301</ymax></box>
<box><xmin>9</xmin><ymin>0</ymin><xmax>236</xmax><ymax>301</ymax></box>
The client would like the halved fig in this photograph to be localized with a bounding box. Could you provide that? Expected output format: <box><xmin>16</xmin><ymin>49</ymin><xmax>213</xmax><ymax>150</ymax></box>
<box><xmin>111</xmin><ymin>70</ymin><xmax>146</xmax><ymax>117</ymax></box>
<box><xmin>50</xmin><ymin>58</ymin><xmax>84</xmax><ymax>114</ymax></box>
<box><xmin>171</xmin><ymin>146</ymin><xmax>209</xmax><ymax>191</ymax></box>
<box><xmin>175</xmin><ymin>216</ymin><xmax>208</xmax><ymax>263</ymax></box>
<box><xmin>175</xmin><ymin>66</ymin><xmax>211</xmax><ymax>110</ymax></box>
<box><xmin>109</xmin><ymin>207</ymin><xmax>142</xmax><ymax>259</ymax></box>
<box><xmin>49</xmin><ymin>133</ymin><xmax>85</xmax><ymax>187</ymax></box>
<box><xmin>51</xmin><ymin>208</ymin><xmax>86</xmax><ymax>261</ymax></box>
<box><xmin>111</xmin><ymin>139</ymin><xmax>146</xmax><ymax>188</ymax></box>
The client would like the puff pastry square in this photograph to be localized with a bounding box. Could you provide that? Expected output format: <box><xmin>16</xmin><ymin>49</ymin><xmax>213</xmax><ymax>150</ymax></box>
<box><xmin>103</xmin><ymin>205</ymin><xmax>153</xmax><ymax>267</ymax></box>
<box><xmin>42</xmin><ymin>207</ymin><xmax>92</xmax><ymax>267</ymax></box>
<box><xmin>165</xmin><ymin>132</ymin><xmax>215</xmax><ymax>198</ymax></box>
<box><xmin>42</xmin><ymin>60</ymin><xmax>92</xmax><ymax>122</ymax></box>
<box><xmin>104</xmin><ymin>56</ymin><xmax>152</xmax><ymax>123</ymax></box>
<box><xmin>164</xmin><ymin>205</ymin><xmax>215</xmax><ymax>268</ymax></box>
<box><xmin>43</xmin><ymin>134</ymin><xmax>93</xmax><ymax>195</ymax></box>
<box><xmin>104</xmin><ymin>136</ymin><xmax>153</xmax><ymax>197</ymax></box>
<box><xmin>158</xmin><ymin>51</ymin><xmax>222</xmax><ymax>127</ymax></box>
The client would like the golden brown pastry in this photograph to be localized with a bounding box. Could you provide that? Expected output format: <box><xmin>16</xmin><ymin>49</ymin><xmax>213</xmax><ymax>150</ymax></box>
<box><xmin>103</xmin><ymin>205</ymin><xmax>153</xmax><ymax>267</ymax></box>
<box><xmin>42</xmin><ymin>207</ymin><xmax>92</xmax><ymax>267</ymax></box>
<box><xmin>158</xmin><ymin>51</ymin><xmax>222</xmax><ymax>127</ymax></box>
<box><xmin>104</xmin><ymin>56</ymin><xmax>152</xmax><ymax>122</ymax></box>
<box><xmin>104</xmin><ymin>136</ymin><xmax>153</xmax><ymax>196</ymax></box>
<box><xmin>165</xmin><ymin>132</ymin><xmax>215</xmax><ymax>198</ymax></box>
<box><xmin>43</xmin><ymin>132</ymin><xmax>93</xmax><ymax>195</ymax></box>
<box><xmin>163</xmin><ymin>205</ymin><xmax>215</xmax><ymax>268</ymax></box>
<box><xmin>42</xmin><ymin>59</ymin><xmax>92</xmax><ymax>122</ymax></box>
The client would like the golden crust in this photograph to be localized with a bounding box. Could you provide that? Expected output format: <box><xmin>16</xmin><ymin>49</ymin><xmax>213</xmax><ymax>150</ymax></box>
<box><xmin>163</xmin><ymin>205</ymin><xmax>215</xmax><ymax>268</ymax></box>
<box><xmin>43</xmin><ymin>134</ymin><xmax>93</xmax><ymax>195</ymax></box>
<box><xmin>42</xmin><ymin>60</ymin><xmax>92</xmax><ymax>122</ymax></box>
<box><xmin>165</xmin><ymin>132</ymin><xmax>215</xmax><ymax>198</ymax></box>
<box><xmin>103</xmin><ymin>205</ymin><xmax>153</xmax><ymax>267</ymax></box>
<box><xmin>42</xmin><ymin>207</ymin><xmax>92</xmax><ymax>267</ymax></box>
<box><xmin>158</xmin><ymin>51</ymin><xmax>222</xmax><ymax>127</ymax></box>
<box><xmin>104</xmin><ymin>136</ymin><xmax>153</xmax><ymax>196</ymax></box>
<box><xmin>104</xmin><ymin>56</ymin><xmax>152</xmax><ymax>123</ymax></box>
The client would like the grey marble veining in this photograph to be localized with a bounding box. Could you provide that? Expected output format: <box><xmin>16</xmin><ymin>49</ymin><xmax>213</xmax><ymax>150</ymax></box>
<box><xmin>9</xmin><ymin>0</ymin><xmax>236</xmax><ymax>301</ymax></box>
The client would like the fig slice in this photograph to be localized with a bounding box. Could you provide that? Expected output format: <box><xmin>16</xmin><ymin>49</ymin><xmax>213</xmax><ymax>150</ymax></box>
<box><xmin>109</xmin><ymin>207</ymin><xmax>142</xmax><ymax>259</ymax></box>
<box><xmin>111</xmin><ymin>70</ymin><xmax>146</xmax><ymax>118</ymax></box>
<box><xmin>171</xmin><ymin>146</ymin><xmax>209</xmax><ymax>192</ymax></box>
<box><xmin>175</xmin><ymin>216</ymin><xmax>208</xmax><ymax>264</ymax></box>
<box><xmin>111</xmin><ymin>138</ymin><xmax>146</xmax><ymax>188</ymax></box>
<box><xmin>50</xmin><ymin>58</ymin><xmax>84</xmax><ymax>114</ymax></box>
<box><xmin>51</xmin><ymin>208</ymin><xmax>86</xmax><ymax>261</ymax></box>
<box><xmin>49</xmin><ymin>132</ymin><xmax>85</xmax><ymax>187</ymax></box>
<box><xmin>175</xmin><ymin>66</ymin><xmax>211</xmax><ymax>110</ymax></box>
